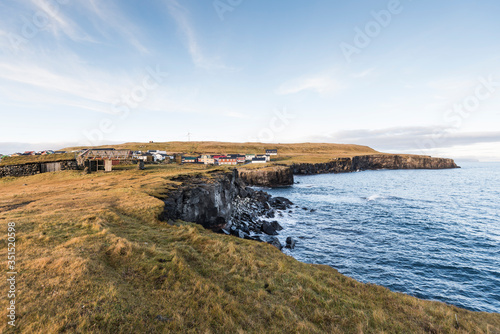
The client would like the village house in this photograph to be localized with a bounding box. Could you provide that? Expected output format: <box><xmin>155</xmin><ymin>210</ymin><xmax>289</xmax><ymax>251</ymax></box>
<box><xmin>136</xmin><ymin>152</ymin><xmax>154</xmax><ymax>162</ymax></box>
<box><xmin>245</xmin><ymin>154</ymin><xmax>256</xmax><ymax>161</ymax></box>
<box><xmin>198</xmin><ymin>154</ymin><xmax>215</xmax><ymax>165</ymax></box>
<box><xmin>182</xmin><ymin>156</ymin><xmax>198</xmax><ymax>164</ymax></box>
<box><xmin>78</xmin><ymin>149</ymin><xmax>133</xmax><ymax>168</ymax></box>
<box><xmin>148</xmin><ymin>150</ymin><xmax>167</xmax><ymax>155</ymax></box>
<box><xmin>217</xmin><ymin>156</ymin><xmax>238</xmax><ymax>165</ymax></box>
<box><xmin>227</xmin><ymin>154</ymin><xmax>246</xmax><ymax>164</ymax></box>
<box><xmin>153</xmin><ymin>153</ymin><xmax>171</xmax><ymax>162</ymax></box>
<box><xmin>251</xmin><ymin>157</ymin><xmax>267</xmax><ymax>164</ymax></box>
<box><xmin>132</xmin><ymin>151</ymin><xmax>143</xmax><ymax>159</ymax></box>
<box><xmin>266</xmin><ymin>149</ymin><xmax>278</xmax><ymax>155</ymax></box>
<box><xmin>256</xmin><ymin>154</ymin><xmax>271</xmax><ymax>162</ymax></box>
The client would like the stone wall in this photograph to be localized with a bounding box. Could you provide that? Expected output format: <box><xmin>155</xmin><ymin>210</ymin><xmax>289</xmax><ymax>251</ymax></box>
<box><xmin>0</xmin><ymin>160</ymin><xmax>79</xmax><ymax>178</ymax></box>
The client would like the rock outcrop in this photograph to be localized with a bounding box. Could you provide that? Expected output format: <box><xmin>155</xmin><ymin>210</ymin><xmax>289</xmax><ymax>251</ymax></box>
<box><xmin>161</xmin><ymin>170</ymin><xmax>244</xmax><ymax>231</ymax></box>
<box><xmin>238</xmin><ymin>166</ymin><xmax>294</xmax><ymax>187</ymax></box>
<box><xmin>161</xmin><ymin>170</ymin><xmax>293</xmax><ymax>234</ymax></box>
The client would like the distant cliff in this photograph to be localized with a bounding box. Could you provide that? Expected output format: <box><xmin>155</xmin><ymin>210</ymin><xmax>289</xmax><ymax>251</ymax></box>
<box><xmin>292</xmin><ymin>155</ymin><xmax>459</xmax><ymax>175</ymax></box>
<box><xmin>352</xmin><ymin>154</ymin><xmax>459</xmax><ymax>171</ymax></box>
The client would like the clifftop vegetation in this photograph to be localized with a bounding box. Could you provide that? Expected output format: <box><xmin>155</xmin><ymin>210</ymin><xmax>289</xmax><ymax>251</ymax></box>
<box><xmin>1</xmin><ymin>163</ymin><xmax>498</xmax><ymax>333</ymax></box>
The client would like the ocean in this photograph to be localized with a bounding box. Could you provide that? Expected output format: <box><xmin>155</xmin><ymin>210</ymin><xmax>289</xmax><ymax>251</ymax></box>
<box><xmin>266</xmin><ymin>162</ymin><xmax>500</xmax><ymax>313</ymax></box>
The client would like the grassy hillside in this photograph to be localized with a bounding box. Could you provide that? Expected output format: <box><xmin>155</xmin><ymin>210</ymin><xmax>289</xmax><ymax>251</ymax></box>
<box><xmin>1</xmin><ymin>165</ymin><xmax>498</xmax><ymax>333</ymax></box>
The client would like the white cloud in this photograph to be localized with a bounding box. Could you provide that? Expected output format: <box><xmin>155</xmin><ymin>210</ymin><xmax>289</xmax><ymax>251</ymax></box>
<box><xmin>276</xmin><ymin>74</ymin><xmax>342</xmax><ymax>96</ymax></box>
<box><xmin>165</xmin><ymin>0</ymin><xmax>228</xmax><ymax>70</ymax></box>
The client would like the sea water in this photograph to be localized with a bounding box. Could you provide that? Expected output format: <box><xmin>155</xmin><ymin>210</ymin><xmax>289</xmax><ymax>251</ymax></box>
<box><xmin>266</xmin><ymin>162</ymin><xmax>500</xmax><ymax>313</ymax></box>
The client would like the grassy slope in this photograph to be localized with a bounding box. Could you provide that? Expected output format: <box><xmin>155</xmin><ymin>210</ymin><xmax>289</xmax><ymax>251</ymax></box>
<box><xmin>1</xmin><ymin>164</ymin><xmax>498</xmax><ymax>333</ymax></box>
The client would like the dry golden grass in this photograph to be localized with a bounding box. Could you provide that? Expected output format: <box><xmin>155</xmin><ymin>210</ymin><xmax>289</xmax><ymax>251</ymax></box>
<box><xmin>0</xmin><ymin>164</ymin><xmax>499</xmax><ymax>333</ymax></box>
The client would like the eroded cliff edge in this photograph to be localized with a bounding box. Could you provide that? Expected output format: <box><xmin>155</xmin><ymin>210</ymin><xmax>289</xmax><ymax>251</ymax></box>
<box><xmin>238</xmin><ymin>166</ymin><xmax>293</xmax><ymax>187</ymax></box>
<box><xmin>161</xmin><ymin>170</ymin><xmax>291</xmax><ymax>233</ymax></box>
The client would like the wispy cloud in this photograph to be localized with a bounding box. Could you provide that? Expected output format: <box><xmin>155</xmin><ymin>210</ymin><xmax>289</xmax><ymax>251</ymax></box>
<box><xmin>29</xmin><ymin>0</ymin><xmax>94</xmax><ymax>43</ymax></box>
<box><xmin>276</xmin><ymin>73</ymin><xmax>342</xmax><ymax>96</ymax></box>
<box><xmin>0</xmin><ymin>60</ymin><xmax>128</xmax><ymax>111</ymax></box>
<box><xmin>82</xmin><ymin>0</ymin><xmax>150</xmax><ymax>54</ymax></box>
<box><xmin>165</xmin><ymin>0</ymin><xmax>227</xmax><ymax>70</ymax></box>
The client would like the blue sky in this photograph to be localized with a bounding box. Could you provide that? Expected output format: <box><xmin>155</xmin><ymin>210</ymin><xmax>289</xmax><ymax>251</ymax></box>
<box><xmin>1</xmin><ymin>0</ymin><xmax>499</xmax><ymax>160</ymax></box>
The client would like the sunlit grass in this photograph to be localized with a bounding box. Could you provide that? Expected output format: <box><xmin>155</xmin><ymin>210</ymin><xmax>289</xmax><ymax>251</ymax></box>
<box><xmin>0</xmin><ymin>165</ymin><xmax>498</xmax><ymax>333</ymax></box>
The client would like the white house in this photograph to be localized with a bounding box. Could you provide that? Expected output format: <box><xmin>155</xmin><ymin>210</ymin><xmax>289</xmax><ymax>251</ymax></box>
<box><xmin>251</xmin><ymin>157</ymin><xmax>267</xmax><ymax>164</ymax></box>
<box><xmin>148</xmin><ymin>150</ymin><xmax>167</xmax><ymax>155</ymax></box>
<box><xmin>256</xmin><ymin>154</ymin><xmax>270</xmax><ymax>162</ymax></box>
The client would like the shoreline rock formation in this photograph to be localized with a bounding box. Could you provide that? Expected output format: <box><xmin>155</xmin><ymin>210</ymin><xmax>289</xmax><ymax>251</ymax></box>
<box><xmin>160</xmin><ymin>170</ymin><xmax>293</xmax><ymax>249</ymax></box>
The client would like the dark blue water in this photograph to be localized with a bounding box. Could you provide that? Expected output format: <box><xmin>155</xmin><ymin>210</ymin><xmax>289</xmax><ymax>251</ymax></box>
<box><xmin>266</xmin><ymin>162</ymin><xmax>500</xmax><ymax>313</ymax></box>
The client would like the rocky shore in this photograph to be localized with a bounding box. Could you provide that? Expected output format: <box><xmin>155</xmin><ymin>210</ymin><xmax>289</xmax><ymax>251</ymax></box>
<box><xmin>161</xmin><ymin>154</ymin><xmax>459</xmax><ymax>249</ymax></box>
<box><xmin>161</xmin><ymin>170</ymin><xmax>295</xmax><ymax>250</ymax></box>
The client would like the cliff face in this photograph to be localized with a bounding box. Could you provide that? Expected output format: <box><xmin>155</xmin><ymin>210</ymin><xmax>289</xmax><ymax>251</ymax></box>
<box><xmin>291</xmin><ymin>158</ymin><xmax>352</xmax><ymax>175</ymax></box>
<box><xmin>352</xmin><ymin>155</ymin><xmax>459</xmax><ymax>171</ymax></box>
<box><xmin>160</xmin><ymin>170</ymin><xmax>293</xmax><ymax>241</ymax></box>
<box><xmin>238</xmin><ymin>166</ymin><xmax>293</xmax><ymax>187</ymax></box>
<box><xmin>292</xmin><ymin>155</ymin><xmax>459</xmax><ymax>175</ymax></box>
<box><xmin>162</xmin><ymin>170</ymin><xmax>245</xmax><ymax>230</ymax></box>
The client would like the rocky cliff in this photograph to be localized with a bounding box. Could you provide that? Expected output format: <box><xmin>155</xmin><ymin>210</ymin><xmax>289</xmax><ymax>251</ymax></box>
<box><xmin>161</xmin><ymin>170</ymin><xmax>292</xmax><ymax>232</ymax></box>
<box><xmin>238</xmin><ymin>166</ymin><xmax>294</xmax><ymax>187</ymax></box>
<box><xmin>292</xmin><ymin>155</ymin><xmax>459</xmax><ymax>175</ymax></box>
<box><xmin>291</xmin><ymin>158</ymin><xmax>353</xmax><ymax>175</ymax></box>
<box><xmin>161</xmin><ymin>170</ymin><xmax>244</xmax><ymax>230</ymax></box>
<box><xmin>351</xmin><ymin>154</ymin><xmax>459</xmax><ymax>170</ymax></box>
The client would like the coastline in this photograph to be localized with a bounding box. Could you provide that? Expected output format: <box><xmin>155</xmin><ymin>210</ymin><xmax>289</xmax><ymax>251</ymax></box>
<box><xmin>2</xmin><ymin>154</ymin><xmax>499</xmax><ymax>332</ymax></box>
<box><xmin>161</xmin><ymin>154</ymin><xmax>460</xmax><ymax>248</ymax></box>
